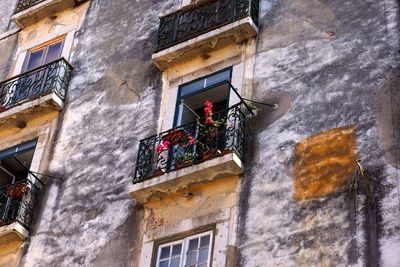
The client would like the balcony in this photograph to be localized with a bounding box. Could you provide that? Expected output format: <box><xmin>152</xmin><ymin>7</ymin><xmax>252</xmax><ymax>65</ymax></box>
<box><xmin>0</xmin><ymin>58</ymin><xmax>73</xmax><ymax>125</ymax></box>
<box><xmin>130</xmin><ymin>103</ymin><xmax>248</xmax><ymax>204</ymax></box>
<box><xmin>0</xmin><ymin>179</ymin><xmax>42</xmax><ymax>243</ymax></box>
<box><xmin>152</xmin><ymin>0</ymin><xmax>260</xmax><ymax>70</ymax></box>
<box><xmin>12</xmin><ymin>0</ymin><xmax>87</xmax><ymax>28</ymax></box>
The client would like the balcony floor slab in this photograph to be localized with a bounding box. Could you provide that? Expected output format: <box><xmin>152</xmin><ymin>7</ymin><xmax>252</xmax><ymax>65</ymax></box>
<box><xmin>152</xmin><ymin>17</ymin><xmax>258</xmax><ymax>71</ymax></box>
<box><xmin>12</xmin><ymin>0</ymin><xmax>84</xmax><ymax>28</ymax></box>
<box><xmin>0</xmin><ymin>92</ymin><xmax>64</xmax><ymax>126</ymax></box>
<box><xmin>130</xmin><ymin>152</ymin><xmax>244</xmax><ymax>204</ymax></box>
<box><xmin>0</xmin><ymin>222</ymin><xmax>29</xmax><ymax>245</ymax></box>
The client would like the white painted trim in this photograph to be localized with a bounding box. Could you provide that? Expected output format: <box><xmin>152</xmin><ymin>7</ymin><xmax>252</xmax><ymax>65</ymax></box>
<box><xmin>62</xmin><ymin>29</ymin><xmax>75</xmax><ymax>60</ymax></box>
<box><xmin>139</xmin><ymin>209</ymin><xmax>233</xmax><ymax>267</ymax></box>
<box><xmin>159</xmin><ymin>62</ymin><xmax>244</xmax><ymax>133</ymax></box>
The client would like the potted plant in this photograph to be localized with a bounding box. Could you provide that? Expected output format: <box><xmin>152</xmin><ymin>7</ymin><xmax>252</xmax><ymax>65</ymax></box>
<box><xmin>152</xmin><ymin>168</ymin><xmax>165</xmax><ymax>177</ymax></box>
<box><xmin>175</xmin><ymin>153</ymin><xmax>193</xmax><ymax>169</ymax></box>
<box><xmin>7</xmin><ymin>183</ymin><xmax>28</xmax><ymax>199</ymax></box>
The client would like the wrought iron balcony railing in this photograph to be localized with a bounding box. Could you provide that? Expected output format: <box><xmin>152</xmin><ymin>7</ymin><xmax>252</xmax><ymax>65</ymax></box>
<box><xmin>14</xmin><ymin>0</ymin><xmax>47</xmax><ymax>13</ymax></box>
<box><xmin>0</xmin><ymin>58</ymin><xmax>73</xmax><ymax>111</ymax></box>
<box><xmin>156</xmin><ymin>0</ymin><xmax>260</xmax><ymax>51</ymax></box>
<box><xmin>134</xmin><ymin>103</ymin><xmax>247</xmax><ymax>184</ymax></box>
<box><xmin>0</xmin><ymin>178</ymin><xmax>42</xmax><ymax>229</ymax></box>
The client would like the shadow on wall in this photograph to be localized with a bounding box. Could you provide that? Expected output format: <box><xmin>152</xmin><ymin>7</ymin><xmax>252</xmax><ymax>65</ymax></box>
<box><xmin>377</xmin><ymin>64</ymin><xmax>400</xmax><ymax>168</ymax></box>
<box><xmin>258</xmin><ymin>0</ymin><xmax>338</xmax><ymax>52</ymax></box>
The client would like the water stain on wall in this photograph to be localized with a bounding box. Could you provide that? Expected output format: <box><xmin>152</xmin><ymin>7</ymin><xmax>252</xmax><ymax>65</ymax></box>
<box><xmin>293</xmin><ymin>126</ymin><xmax>357</xmax><ymax>200</ymax></box>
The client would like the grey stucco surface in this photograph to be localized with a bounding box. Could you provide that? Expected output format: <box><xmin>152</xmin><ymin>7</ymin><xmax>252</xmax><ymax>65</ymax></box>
<box><xmin>237</xmin><ymin>0</ymin><xmax>400</xmax><ymax>266</ymax></box>
<box><xmin>0</xmin><ymin>0</ymin><xmax>18</xmax><ymax>34</ymax></box>
<box><xmin>18</xmin><ymin>0</ymin><xmax>179</xmax><ymax>266</ymax></box>
<box><xmin>0</xmin><ymin>0</ymin><xmax>398</xmax><ymax>266</ymax></box>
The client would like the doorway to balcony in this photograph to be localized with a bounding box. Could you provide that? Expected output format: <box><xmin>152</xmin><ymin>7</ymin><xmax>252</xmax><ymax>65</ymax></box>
<box><xmin>174</xmin><ymin>67</ymin><xmax>232</xmax><ymax>127</ymax></box>
<box><xmin>0</xmin><ymin>140</ymin><xmax>37</xmax><ymax>226</ymax></box>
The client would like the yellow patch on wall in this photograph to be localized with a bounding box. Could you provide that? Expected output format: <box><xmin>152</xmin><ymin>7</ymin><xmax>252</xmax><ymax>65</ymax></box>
<box><xmin>293</xmin><ymin>126</ymin><xmax>357</xmax><ymax>200</ymax></box>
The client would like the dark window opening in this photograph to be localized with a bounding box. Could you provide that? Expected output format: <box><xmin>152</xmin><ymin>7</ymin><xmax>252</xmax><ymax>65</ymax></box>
<box><xmin>0</xmin><ymin>140</ymin><xmax>37</xmax><ymax>227</ymax></box>
<box><xmin>175</xmin><ymin>68</ymin><xmax>232</xmax><ymax>127</ymax></box>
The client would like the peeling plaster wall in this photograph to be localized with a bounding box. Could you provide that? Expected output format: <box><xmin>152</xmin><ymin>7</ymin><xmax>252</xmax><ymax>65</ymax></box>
<box><xmin>238</xmin><ymin>0</ymin><xmax>400</xmax><ymax>266</ymax></box>
<box><xmin>0</xmin><ymin>0</ymin><xmax>398</xmax><ymax>266</ymax></box>
<box><xmin>0</xmin><ymin>0</ymin><xmax>18</xmax><ymax>34</ymax></box>
<box><xmin>18</xmin><ymin>1</ymin><xmax>179</xmax><ymax>267</ymax></box>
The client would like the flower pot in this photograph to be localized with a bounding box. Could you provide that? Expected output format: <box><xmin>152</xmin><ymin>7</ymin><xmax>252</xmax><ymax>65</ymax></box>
<box><xmin>202</xmin><ymin>150</ymin><xmax>216</xmax><ymax>161</ymax></box>
<box><xmin>176</xmin><ymin>161</ymin><xmax>192</xmax><ymax>169</ymax></box>
<box><xmin>220</xmin><ymin>148</ymin><xmax>233</xmax><ymax>156</ymax></box>
<box><xmin>152</xmin><ymin>169</ymin><xmax>165</xmax><ymax>178</ymax></box>
<box><xmin>7</xmin><ymin>184</ymin><xmax>28</xmax><ymax>199</ymax></box>
<box><xmin>162</xmin><ymin>129</ymin><xmax>185</xmax><ymax>145</ymax></box>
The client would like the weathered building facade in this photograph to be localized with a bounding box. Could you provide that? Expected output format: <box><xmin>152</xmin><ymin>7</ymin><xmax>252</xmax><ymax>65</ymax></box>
<box><xmin>0</xmin><ymin>0</ymin><xmax>399</xmax><ymax>266</ymax></box>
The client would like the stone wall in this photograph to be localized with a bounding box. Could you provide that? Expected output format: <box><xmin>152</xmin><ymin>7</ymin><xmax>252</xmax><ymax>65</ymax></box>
<box><xmin>237</xmin><ymin>0</ymin><xmax>400</xmax><ymax>266</ymax></box>
<box><xmin>0</xmin><ymin>0</ymin><xmax>398</xmax><ymax>266</ymax></box>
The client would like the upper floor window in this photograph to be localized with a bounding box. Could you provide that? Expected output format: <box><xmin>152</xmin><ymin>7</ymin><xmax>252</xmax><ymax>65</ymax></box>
<box><xmin>174</xmin><ymin>68</ymin><xmax>232</xmax><ymax>127</ymax></box>
<box><xmin>155</xmin><ymin>231</ymin><xmax>213</xmax><ymax>267</ymax></box>
<box><xmin>23</xmin><ymin>37</ymin><xmax>65</xmax><ymax>72</ymax></box>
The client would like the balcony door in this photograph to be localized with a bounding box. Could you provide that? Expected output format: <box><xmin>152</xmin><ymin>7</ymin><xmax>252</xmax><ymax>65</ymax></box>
<box><xmin>174</xmin><ymin>68</ymin><xmax>232</xmax><ymax>127</ymax></box>
<box><xmin>0</xmin><ymin>140</ymin><xmax>36</xmax><ymax>224</ymax></box>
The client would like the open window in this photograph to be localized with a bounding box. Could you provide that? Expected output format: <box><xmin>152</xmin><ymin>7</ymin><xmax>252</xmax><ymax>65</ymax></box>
<box><xmin>174</xmin><ymin>68</ymin><xmax>232</xmax><ymax>127</ymax></box>
<box><xmin>0</xmin><ymin>140</ymin><xmax>38</xmax><ymax>227</ymax></box>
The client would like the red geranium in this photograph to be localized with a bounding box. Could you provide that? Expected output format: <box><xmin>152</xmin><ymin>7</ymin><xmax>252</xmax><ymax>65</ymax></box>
<box><xmin>204</xmin><ymin>100</ymin><xmax>213</xmax><ymax>108</ymax></box>
<box><xmin>156</xmin><ymin>141</ymin><xmax>170</xmax><ymax>153</ymax></box>
<box><xmin>204</xmin><ymin>106</ymin><xmax>213</xmax><ymax>117</ymax></box>
<box><xmin>205</xmin><ymin>117</ymin><xmax>214</xmax><ymax>125</ymax></box>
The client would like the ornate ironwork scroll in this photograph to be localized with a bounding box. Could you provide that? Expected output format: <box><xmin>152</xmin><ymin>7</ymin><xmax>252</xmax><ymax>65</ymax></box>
<box><xmin>0</xmin><ymin>178</ymin><xmax>42</xmax><ymax>229</ymax></box>
<box><xmin>156</xmin><ymin>0</ymin><xmax>260</xmax><ymax>51</ymax></box>
<box><xmin>133</xmin><ymin>91</ymin><xmax>247</xmax><ymax>184</ymax></box>
<box><xmin>0</xmin><ymin>58</ymin><xmax>73</xmax><ymax>111</ymax></box>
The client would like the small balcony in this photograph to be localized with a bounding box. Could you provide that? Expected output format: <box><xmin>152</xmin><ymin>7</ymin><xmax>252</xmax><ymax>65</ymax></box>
<box><xmin>152</xmin><ymin>0</ymin><xmax>260</xmax><ymax>70</ymax></box>
<box><xmin>12</xmin><ymin>0</ymin><xmax>87</xmax><ymax>28</ymax></box>
<box><xmin>0</xmin><ymin>58</ymin><xmax>73</xmax><ymax>125</ymax></box>
<box><xmin>0</xmin><ymin>179</ymin><xmax>42</xmax><ymax>243</ymax></box>
<box><xmin>130</xmin><ymin>103</ymin><xmax>248</xmax><ymax>204</ymax></box>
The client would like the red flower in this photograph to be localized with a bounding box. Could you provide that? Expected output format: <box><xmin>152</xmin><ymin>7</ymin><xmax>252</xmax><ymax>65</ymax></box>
<box><xmin>156</xmin><ymin>141</ymin><xmax>170</xmax><ymax>153</ymax></box>
<box><xmin>205</xmin><ymin>117</ymin><xmax>214</xmax><ymax>125</ymax></box>
<box><xmin>188</xmin><ymin>136</ymin><xmax>196</xmax><ymax>145</ymax></box>
<box><xmin>204</xmin><ymin>106</ymin><xmax>213</xmax><ymax>117</ymax></box>
<box><xmin>204</xmin><ymin>100</ymin><xmax>213</xmax><ymax>108</ymax></box>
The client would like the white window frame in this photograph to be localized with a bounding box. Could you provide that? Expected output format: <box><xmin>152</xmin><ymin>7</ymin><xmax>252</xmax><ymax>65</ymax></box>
<box><xmin>155</xmin><ymin>230</ymin><xmax>214</xmax><ymax>267</ymax></box>
<box><xmin>12</xmin><ymin>28</ymin><xmax>76</xmax><ymax>77</ymax></box>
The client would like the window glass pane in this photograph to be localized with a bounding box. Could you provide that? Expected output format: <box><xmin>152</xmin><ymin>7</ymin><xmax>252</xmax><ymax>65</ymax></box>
<box><xmin>45</xmin><ymin>41</ymin><xmax>63</xmax><ymax>63</ymax></box>
<box><xmin>170</xmin><ymin>257</ymin><xmax>180</xmax><ymax>267</ymax></box>
<box><xmin>159</xmin><ymin>260</ymin><xmax>169</xmax><ymax>267</ymax></box>
<box><xmin>188</xmin><ymin>238</ymin><xmax>199</xmax><ymax>251</ymax></box>
<box><xmin>180</xmin><ymin>68</ymin><xmax>231</xmax><ymax>98</ymax></box>
<box><xmin>198</xmin><ymin>247</ymin><xmax>209</xmax><ymax>263</ymax></box>
<box><xmin>180</xmin><ymin>79</ymin><xmax>205</xmax><ymax>98</ymax></box>
<box><xmin>205</xmin><ymin>69</ymin><xmax>231</xmax><ymax>88</ymax></box>
<box><xmin>25</xmin><ymin>50</ymin><xmax>44</xmax><ymax>71</ymax></box>
<box><xmin>160</xmin><ymin>246</ymin><xmax>171</xmax><ymax>259</ymax></box>
<box><xmin>186</xmin><ymin>251</ymin><xmax>197</xmax><ymax>267</ymax></box>
<box><xmin>172</xmin><ymin>244</ymin><xmax>182</xmax><ymax>256</ymax></box>
<box><xmin>200</xmin><ymin>235</ymin><xmax>210</xmax><ymax>248</ymax></box>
